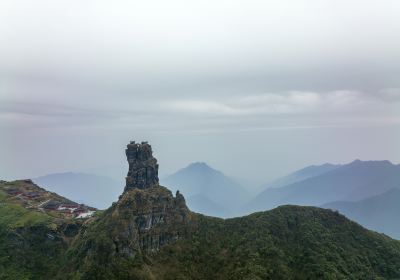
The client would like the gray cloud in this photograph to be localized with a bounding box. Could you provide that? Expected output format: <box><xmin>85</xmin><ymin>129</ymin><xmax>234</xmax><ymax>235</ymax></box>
<box><xmin>1</xmin><ymin>0</ymin><xmax>400</xmax><ymax>183</ymax></box>
<box><xmin>1</xmin><ymin>89</ymin><xmax>399</xmax><ymax>132</ymax></box>
<box><xmin>1</xmin><ymin>0</ymin><xmax>400</xmax><ymax>94</ymax></box>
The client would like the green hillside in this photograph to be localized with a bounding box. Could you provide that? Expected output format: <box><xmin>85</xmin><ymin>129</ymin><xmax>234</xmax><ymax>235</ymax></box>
<box><xmin>0</xmin><ymin>182</ymin><xmax>86</xmax><ymax>280</ymax></box>
<box><xmin>0</xmin><ymin>190</ymin><xmax>64</xmax><ymax>279</ymax></box>
<box><xmin>150</xmin><ymin>206</ymin><xmax>400</xmax><ymax>280</ymax></box>
<box><xmin>2</xmin><ymin>181</ymin><xmax>400</xmax><ymax>279</ymax></box>
<box><xmin>61</xmin><ymin>194</ymin><xmax>400</xmax><ymax>279</ymax></box>
<box><xmin>2</xmin><ymin>143</ymin><xmax>400</xmax><ymax>279</ymax></box>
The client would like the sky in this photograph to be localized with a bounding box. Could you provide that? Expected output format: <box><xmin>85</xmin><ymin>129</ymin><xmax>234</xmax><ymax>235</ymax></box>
<box><xmin>1</xmin><ymin>0</ymin><xmax>400</xmax><ymax>185</ymax></box>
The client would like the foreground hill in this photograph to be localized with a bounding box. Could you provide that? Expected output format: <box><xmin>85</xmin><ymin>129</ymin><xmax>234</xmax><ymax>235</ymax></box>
<box><xmin>34</xmin><ymin>172</ymin><xmax>121</xmax><ymax>209</ymax></box>
<box><xmin>3</xmin><ymin>183</ymin><xmax>400</xmax><ymax>280</ymax></box>
<box><xmin>62</xmin><ymin>189</ymin><xmax>400</xmax><ymax>280</ymax></box>
<box><xmin>0</xmin><ymin>179</ymin><xmax>95</xmax><ymax>219</ymax></box>
<box><xmin>2</xmin><ymin>142</ymin><xmax>400</xmax><ymax>279</ymax></box>
<box><xmin>149</xmin><ymin>205</ymin><xmax>400</xmax><ymax>279</ymax></box>
<box><xmin>246</xmin><ymin>160</ymin><xmax>400</xmax><ymax>214</ymax></box>
<box><xmin>162</xmin><ymin>162</ymin><xmax>249</xmax><ymax>217</ymax></box>
<box><xmin>0</xmin><ymin>180</ymin><xmax>93</xmax><ymax>279</ymax></box>
<box><xmin>323</xmin><ymin>188</ymin><xmax>400</xmax><ymax>240</ymax></box>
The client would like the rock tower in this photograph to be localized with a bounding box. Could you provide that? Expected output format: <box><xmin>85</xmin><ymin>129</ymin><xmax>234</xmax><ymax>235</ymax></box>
<box><xmin>124</xmin><ymin>141</ymin><xmax>159</xmax><ymax>192</ymax></box>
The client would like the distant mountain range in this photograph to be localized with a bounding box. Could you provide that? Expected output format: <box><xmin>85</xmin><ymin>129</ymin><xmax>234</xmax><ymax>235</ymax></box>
<box><xmin>260</xmin><ymin>163</ymin><xmax>341</xmax><ymax>189</ymax></box>
<box><xmin>31</xmin><ymin>160</ymin><xmax>400</xmax><ymax>239</ymax></box>
<box><xmin>33</xmin><ymin>172</ymin><xmax>122</xmax><ymax>209</ymax></box>
<box><xmin>161</xmin><ymin>162</ymin><xmax>249</xmax><ymax>217</ymax></box>
<box><xmin>323</xmin><ymin>188</ymin><xmax>400</xmax><ymax>239</ymax></box>
<box><xmin>245</xmin><ymin>160</ymin><xmax>400</xmax><ymax>214</ymax></box>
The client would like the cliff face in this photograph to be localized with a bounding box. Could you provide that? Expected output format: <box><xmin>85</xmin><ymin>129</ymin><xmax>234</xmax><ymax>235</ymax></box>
<box><xmin>124</xmin><ymin>141</ymin><xmax>159</xmax><ymax>192</ymax></box>
<box><xmin>118</xmin><ymin>141</ymin><xmax>191</xmax><ymax>253</ymax></box>
<box><xmin>110</xmin><ymin>185</ymin><xmax>191</xmax><ymax>255</ymax></box>
<box><xmin>63</xmin><ymin>142</ymin><xmax>193</xmax><ymax>278</ymax></box>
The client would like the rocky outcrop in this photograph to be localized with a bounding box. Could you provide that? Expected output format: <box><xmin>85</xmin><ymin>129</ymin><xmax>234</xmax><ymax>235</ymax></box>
<box><xmin>124</xmin><ymin>141</ymin><xmax>159</xmax><ymax>192</ymax></box>
<box><xmin>112</xmin><ymin>186</ymin><xmax>191</xmax><ymax>255</ymax></box>
<box><xmin>66</xmin><ymin>141</ymin><xmax>193</xmax><ymax>278</ymax></box>
<box><xmin>116</xmin><ymin>141</ymin><xmax>191</xmax><ymax>253</ymax></box>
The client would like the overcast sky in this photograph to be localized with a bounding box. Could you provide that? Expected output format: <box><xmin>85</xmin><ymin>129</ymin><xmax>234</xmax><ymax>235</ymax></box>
<box><xmin>1</xmin><ymin>0</ymin><xmax>400</xmax><ymax>185</ymax></box>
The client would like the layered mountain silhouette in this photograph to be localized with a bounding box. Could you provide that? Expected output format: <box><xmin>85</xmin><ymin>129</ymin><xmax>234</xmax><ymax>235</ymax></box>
<box><xmin>246</xmin><ymin>160</ymin><xmax>400</xmax><ymax>214</ymax></box>
<box><xmin>323</xmin><ymin>188</ymin><xmax>400</xmax><ymax>239</ymax></box>
<box><xmin>260</xmin><ymin>163</ymin><xmax>340</xmax><ymax>189</ymax></box>
<box><xmin>161</xmin><ymin>162</ymin><xmax>249</xmax><ymax>217</ymax></box>
<box><xmin>34</xmin><ymin>172</ymin><xmax>122</xmax><ymax>209</ymax></box>
<box><xmin>2</xmin><ymin>142</ymin><xmax>400</xmax><ymax>279</ymax></box>
<box><xmin>31</xmin><ymin>159</ymin><xmax>400</xmax><ymax>240</ymax></box>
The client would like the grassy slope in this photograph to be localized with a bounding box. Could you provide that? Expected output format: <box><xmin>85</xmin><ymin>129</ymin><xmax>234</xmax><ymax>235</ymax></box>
<box><xmin>2</xmin><ymin>184</ymin><xmax>400</xmax><ymax>280</ymax></box>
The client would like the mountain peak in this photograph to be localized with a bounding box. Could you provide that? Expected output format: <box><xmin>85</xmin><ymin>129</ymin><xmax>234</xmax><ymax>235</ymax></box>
<box><xmin>348</xmin><ymin>159</ymin><xmax>394</xmax><ymax>167</ymax></box>
<box><xmin>175</xmin><ymin>162</ymin><xmax>223</xmax><ymax>178</ymax></box>
<box><xmin>124</xmin><ymin>141</ymin><xmax>159</xmax><ymax>192</ymax></box>
<box><xmin>189</xmin><ymin>161</ymin><xmax>208</xmax><ymax>167</ymax></box>
<box><xmin>349</xmin><ymin>159</ymin><xmax>362</xmax><ymax>165</ymax></box>
<box><xmin>186</xmin><ymin>162</ymin><xmax>213</xmax><ymax>170</ymax></box>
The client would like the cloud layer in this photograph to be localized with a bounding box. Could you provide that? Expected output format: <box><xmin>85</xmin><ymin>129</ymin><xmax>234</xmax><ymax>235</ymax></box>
<box><xmin>1</xmin><ymin>0</ymin><xmax>400</xmax><ymax>182</ymax></box>
<box><xmin>1</xmin><ymin>89</ymin><xmax>399</xmax><ymax>133</ymax></box>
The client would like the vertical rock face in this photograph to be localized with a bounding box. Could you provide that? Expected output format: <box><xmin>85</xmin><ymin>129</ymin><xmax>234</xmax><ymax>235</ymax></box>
<box><xmin>109</xmin><ymin>141</ymin><xmax>192</xmax><ymax>254</ymax></box>
<box><xmin>114</xmin><ymin>186</ymin><xmax>192</xmax><ymax>255</ymax></box>
<box><xmin>67</xmin><ymin>140</ymin><xmax>193</xmax><ymax>277</ymax></box>
<box><xmin>124</xmin><ymin>141</ymin><xmax>159</xmax><ymax>192</ymax></box>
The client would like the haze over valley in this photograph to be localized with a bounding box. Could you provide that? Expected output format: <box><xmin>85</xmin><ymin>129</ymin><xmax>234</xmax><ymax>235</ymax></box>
<box><xmin>1</xmin><ymin>0</ymin><xmax>400</xmax><ymax>278</ymax></box>
<box><xmin>26</xmin><ymin>157</ymin><xmax>400</xmax><ymax>240</ymax></box>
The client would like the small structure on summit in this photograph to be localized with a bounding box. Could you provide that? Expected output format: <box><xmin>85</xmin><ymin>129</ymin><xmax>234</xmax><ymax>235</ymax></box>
<box><xmin>124</xmin><ymin>141</ymin><xmax>159</xmax><ymax>191</ymax></box>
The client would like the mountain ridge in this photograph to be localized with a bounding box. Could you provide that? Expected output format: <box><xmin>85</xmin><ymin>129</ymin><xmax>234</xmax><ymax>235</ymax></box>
<box><xmin>257</xmin><ymin>163</ymin><xmax>341</xmax><ymax>190</ymax></box>
<box><xmin>323</xmin><ymin>188</ymin><xmax>400</xmax><ymax>239</ymax></box>
<box><xmin>2</xmin><ymin>142</ymin><xmax>400</xmax><ymax>279</ymax></box>
<box><xmin>246</xmin><ymin>159</ymin><xmax>400</xmax><ymax>214</ymax></box>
